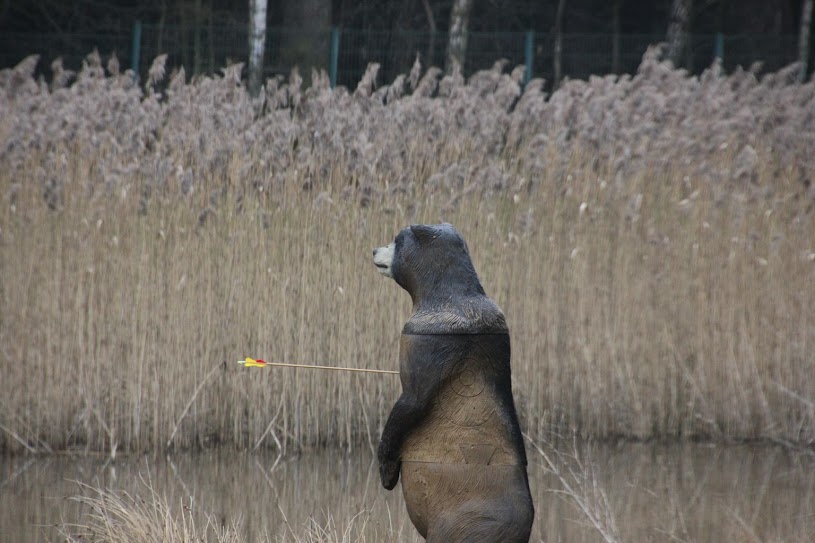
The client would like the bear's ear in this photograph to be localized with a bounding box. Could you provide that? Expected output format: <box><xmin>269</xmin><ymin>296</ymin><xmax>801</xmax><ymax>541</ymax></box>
<box><xmin>410</xmin><ymin>224</ymin><xmax>439</xmax><ymax>243</ymax></box>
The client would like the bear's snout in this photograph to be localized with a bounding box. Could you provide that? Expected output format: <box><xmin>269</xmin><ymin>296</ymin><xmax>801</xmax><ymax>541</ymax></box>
<box><xmin>372</xmin><ymin>242</ymin><xmax>395</xmax><ymax>278</ymax></box>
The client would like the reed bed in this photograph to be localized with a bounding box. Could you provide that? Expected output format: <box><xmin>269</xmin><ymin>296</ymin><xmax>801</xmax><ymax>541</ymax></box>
<box><xmin>1</xmin><ymin>48</ymin><xmax>814</xmax><ymax>454</ymax></box>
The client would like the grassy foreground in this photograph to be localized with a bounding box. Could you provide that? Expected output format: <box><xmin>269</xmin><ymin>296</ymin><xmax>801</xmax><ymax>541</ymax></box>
<box><xmin>63</xmin><ymin>482</ymin><xmax>398</xmax><ymax>543</ymax></box>
<box><xmin>1</xmin><ymin>50</ymin><xmax>814</xmax><ymax>454</ymax></box>
<box><xmin>56</xmin><ymin>438</ymin><xmax>815</xmax><ymax>543</ymax></box>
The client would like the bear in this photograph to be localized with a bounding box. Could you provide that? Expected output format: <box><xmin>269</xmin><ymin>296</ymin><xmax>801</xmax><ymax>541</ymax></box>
<box><xmin>372</xmin><ymin>223</ymin><xmax>534</xmax><ymax>543</ymax></box>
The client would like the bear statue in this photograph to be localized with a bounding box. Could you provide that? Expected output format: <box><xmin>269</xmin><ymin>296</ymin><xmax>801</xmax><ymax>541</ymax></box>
<box><xmin>372</xmin><ymin>223</ymin><xmax>534</xmax><ymax>543</ymax></box>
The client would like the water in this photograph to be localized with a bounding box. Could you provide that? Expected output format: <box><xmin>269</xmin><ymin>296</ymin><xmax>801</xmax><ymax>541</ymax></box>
<box><xmin>2</xmin><ymin>441</ymin><xmax>814</xmax><ymax>542</ymax></box>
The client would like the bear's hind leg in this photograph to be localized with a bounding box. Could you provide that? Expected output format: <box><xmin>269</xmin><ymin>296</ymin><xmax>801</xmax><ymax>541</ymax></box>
<box><xmin>426</xmin><ymin>499</ymin><xmax>532</xmax><ymax>543</ymax></box>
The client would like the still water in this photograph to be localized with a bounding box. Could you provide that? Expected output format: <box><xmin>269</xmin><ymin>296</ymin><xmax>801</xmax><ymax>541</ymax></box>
<box><xmin>2</xmin><ymin>441</ymin><xmax>814</xmax><ymax>542</ymax></box>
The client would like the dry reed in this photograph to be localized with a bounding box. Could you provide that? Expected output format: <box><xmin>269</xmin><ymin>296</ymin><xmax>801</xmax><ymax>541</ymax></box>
<box><xmin>60</xmin><ymin>475</ymin><xmax>406</xmax><ymax>543</ymax></box>
<box><xmin>62</xmin><ymin>480</ymin><xmax>246</xmax><ymax>543</ymax></box>
<box><xmin>1</xmin><ymin>48</ymin><xmax>814</xmax><ymax>454</ymax></box>
<box><xmin>52</xmin><ymin>441</ymin><xmax>815</xmax><ymax>543</ymax></box>
<box><xmin>61</xmin><ymin>479</ymin><xmax>386</xmax><ymax>543</ymax></box>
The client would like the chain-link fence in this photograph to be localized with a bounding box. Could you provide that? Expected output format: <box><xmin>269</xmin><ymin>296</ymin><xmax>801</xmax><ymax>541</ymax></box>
<box><xmin>0</xmin><ymin>24</ymin><xmax>804</xmax><ymax>89</ymax></box>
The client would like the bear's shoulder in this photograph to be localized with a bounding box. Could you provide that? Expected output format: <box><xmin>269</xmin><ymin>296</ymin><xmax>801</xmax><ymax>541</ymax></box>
<box><xmin>403</xmin><ymin>296</ymin><xmax>508</xmax><ymax>335</ymax></box>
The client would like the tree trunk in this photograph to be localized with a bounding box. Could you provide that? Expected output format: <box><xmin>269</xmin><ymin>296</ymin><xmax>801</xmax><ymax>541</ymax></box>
<box><xmin>800</xmin><ymin>0</ymin><xmax>814</xmax><ymax>82</ymax></box>
<box><xmin>207</xmin><ymin>0</ymin><xmax>215</xmax><ymax>74</ymax></box>
<box><xmin>282</xmin><ymin>0</ymin><xmax>331</xmax><ymax>87</ymax></box>
<box><xmin>157</xmin><ymin>0</ymin><xmax>166</xmax><ymax>56</ymax></box>
<box><xmin>612</xmin><ymin>0</ymin><xmax>621</xmax><ymax>73</ymax></box>
<box><xmin>248</xmin><ymin>0</ymin><xmax>268</xmax><ymax>97</ymax></box>
<box><xmin>445</xmin><ymin>0</ymin><xmax>473</xmax><ymax>75</ymax></box>
<box><xmin>553</xmin><ymin>0</ymin><xmax>566</xmax><ymax>89</ymax></box>
<box><xmin>180</xmin><ymin>3</ymin><xmax>189</xmax><ymax>70</ymax></box>
<box><xmin>421</xmin><ymin>0</ymin><xmax>437</xmax><ymax>67</ymax></box>
<box><xmin>666</xmin><ymin>0</ymin><xmax>692</xmax><ymax>67</ymax></box>
<box><xmin>193</xmin><ymin>0</ymin><xmax>202</xmax><ymax>74</ymax></box>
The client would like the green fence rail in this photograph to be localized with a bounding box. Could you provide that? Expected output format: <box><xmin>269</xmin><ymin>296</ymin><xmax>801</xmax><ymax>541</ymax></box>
<box><xmin>0</xmin><ymin>25</ymin><xmax>804</xmax><ymax>90</ymax></box>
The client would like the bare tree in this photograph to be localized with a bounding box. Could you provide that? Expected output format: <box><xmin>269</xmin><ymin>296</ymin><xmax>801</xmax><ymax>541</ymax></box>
<box><xmin>446</xmin><ymin>0</ymin><xmax>473</xmax><ymax>75</ymax></box>
<box><xmin>553</xmin><ymin>0</ymin><xmax>566</xmax><ymax>88</ymax></box>
<box><xmin>193</xmin><ymin>0</ymin><xmax>202</xmax><ymax>74</ymax></box>
<box><xmin>281</xmin><ymin>0</ymin><xmax>331</xmax><ymax>86</ymax></box>
<box><xmin>665</xmin><ymin>0</ymin><xmax>692</xmax><ymax>66</ymax></box>
<box><xmin>248</xmin><ymin>0</ymin><xmax>267</xmax><ymax>97</ymax></box>
<box><xmin>612</xmin><ymin>0</ymin><xmax>622</xmax><ymax>73</ymax></box>
<box><xmin>421</xmin><ymin>0</ymin><xmax>437</xmax><ymax>67</ymax></box>
<box><xmin>800</xmin><ymin>0</ymin><xmax>814</xmax><ymax>82</ymax></box>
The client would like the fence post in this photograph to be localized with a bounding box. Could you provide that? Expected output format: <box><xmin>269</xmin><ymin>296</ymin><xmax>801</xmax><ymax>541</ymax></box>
<box><xmin>714</xmin><ymin>32</ymin><xmax>724</xmax><ymax>62</ymax></box>
<box><xmin>524</xmin><ymin>30</ymin><xmax>534</xmax><ymax>84</ymax></box>
<box><xmin>131</xmin><ymin>20</ymin><xmax>142</xmax><ymax>77</ymax></box>
<box><xmin>329</xmin><ymin>27</ymin><xmax>340</xmax><ymax>88</ymax></box>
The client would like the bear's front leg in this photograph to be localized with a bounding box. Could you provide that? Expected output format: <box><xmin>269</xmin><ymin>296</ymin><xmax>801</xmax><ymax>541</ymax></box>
<box><xmin>379</xmin><ymin>457</ymin><xmax>401</xmax><ymax>490</ymax></box>
<box><xmin>378</xmin><ymin>393</ymin><xmax>427</xmax><ymax>489</ymax></box>
<box><xmin>379</xmin><ymin>333</ymin><xmax>460</xmax><ymax>490</ymax></box>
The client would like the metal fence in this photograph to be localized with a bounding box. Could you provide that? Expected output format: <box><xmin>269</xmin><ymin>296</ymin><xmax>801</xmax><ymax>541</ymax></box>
<box><xmin>0</xmin><ymin>24</ymin><xmax>803</xmax><ymax>89</ymax></box>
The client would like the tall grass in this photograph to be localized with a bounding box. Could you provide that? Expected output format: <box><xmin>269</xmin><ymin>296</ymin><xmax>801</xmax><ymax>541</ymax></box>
<box><xmin>1</xmin><ymin>48</ymin><xmax>814</xmax><ymax>454</ymax></box>
<box><xmin>53</xmin><ymin>442</ymin><xmax>815</xmax><ymax>543</ymax></box>
<box><xmin>62</xmin><ymin>479</ymin><xmax>389</xmax><ymax>543</ymax></box>
<box><xmin>64</xmin><ymin>486</ymin><xmax>410</xmax><ymax>543</ymax></box>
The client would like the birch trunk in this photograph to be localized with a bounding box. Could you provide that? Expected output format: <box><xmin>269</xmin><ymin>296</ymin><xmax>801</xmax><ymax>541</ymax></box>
<box><xmin>446</xmin><ymin>0</ymin><xmax>473</xmax><ymax>75</ymax></box>
<box><xmin>248</xmin><ymin>0</ymin><xmax>267</xmax><ymax>97</ymax></box>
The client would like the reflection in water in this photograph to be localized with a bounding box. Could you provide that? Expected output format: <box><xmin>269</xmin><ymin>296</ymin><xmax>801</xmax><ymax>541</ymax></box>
<box><xmin>2</xmin><ymin>442</ymin><xmax>814</xmax><ymax>542</ymax></box>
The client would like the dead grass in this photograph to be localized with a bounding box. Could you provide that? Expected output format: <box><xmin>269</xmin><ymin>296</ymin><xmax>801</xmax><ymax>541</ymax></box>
<box><xmin>61</xmin><ymin>475</ymin><xmax>406</xmax><ymax>543</ymax></box>
<box><xmin>526</xmin><ymin>432</ymin><xmax>815</xmax><ymax>543</ymax></box>
<box><xmin>61</xmin><ymin>479</ymin><xmax>384</xmax><ymax>543</ymax></box>
<box><xmin>53</xmin><ymin>439</ymin><xmax>815</xmax><ymax>543</ymax></box>
<box><xmin>1</xmin><ymin>50</ymin><xmax>814</xmax><ymax>454</ymax></box>
<box><xmin>62</xmin><ymin>479</ymin><xmax>246</xmax><ymax>543</ymax></box>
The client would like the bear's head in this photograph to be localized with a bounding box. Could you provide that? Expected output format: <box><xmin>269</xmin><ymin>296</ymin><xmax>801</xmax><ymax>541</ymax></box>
<box><xmin>372</xmin><ymin>223</ymin><xmax>486</xmax><ymax>307</ymax></box>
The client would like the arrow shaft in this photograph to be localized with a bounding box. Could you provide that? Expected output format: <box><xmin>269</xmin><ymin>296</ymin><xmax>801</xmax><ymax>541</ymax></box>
<box><xmin>261</xmin><ymin>362</ymin><xmax>399</xmax><ymax>375</ymax></box>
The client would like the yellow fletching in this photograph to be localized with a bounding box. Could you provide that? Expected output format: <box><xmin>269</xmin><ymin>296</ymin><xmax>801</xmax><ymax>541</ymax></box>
<box><xmin>241</xmin><ymin>357</ymin><xmax>267</xmax><ymax>367</ymax></box>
